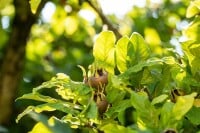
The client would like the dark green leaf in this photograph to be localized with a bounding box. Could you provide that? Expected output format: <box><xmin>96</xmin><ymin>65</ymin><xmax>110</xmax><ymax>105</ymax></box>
<box><xmin>106</xmin><ymin>100</ymin><xmax>132</xmax><ymax>118</ymax></box>
<box><xmin>186</xmin><ymin>106</ymin><xmax>200</xmax><ymax>125</ymax></box>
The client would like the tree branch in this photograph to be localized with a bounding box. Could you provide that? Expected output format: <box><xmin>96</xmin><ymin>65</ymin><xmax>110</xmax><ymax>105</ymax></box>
<box><xmin>85</xmin><ymin>0</ymin><xmax>122</xmax><ymax>40</ymax></box>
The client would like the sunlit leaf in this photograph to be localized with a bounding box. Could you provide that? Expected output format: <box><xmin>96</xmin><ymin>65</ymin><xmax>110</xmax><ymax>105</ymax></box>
<box><xmin>173</xmin><ymin>93</ymin><xmax>197</xmax><ymax>120</ymax></box>
<box><xmin>182</xmin><ymin>41</ymin><xmax>200</xmax><ymax>75</ymax></box>
<box><xmin>129</xmin><ymin>32</ymin><xmax>150</xmax><ymax>65</ymax></box>
<box><xmin>93</xmin><ymin>31</ymin><xmax>116</xmax><ymax>74</ymax></box>
<box><xmin>186</xmin><ymin>0</ymin><xmax>200</xmax><ymax>18</ymax></box>
<box><xmin>151</xmin><ymin>94</ymin><xmax>168</xmax><ymax>105</ymax></box>
<box><xmin>29</xmin><ymin>122</ymin><xmax>52</xmax><ymax>133</ymax></box>
<box><xmin>29</xmin><ymin>0</ymin><xmax>41</xmax><ymax>14</ymax></box>
<box><xmin>115</xmin><ymin>36</ymin><xmax>129</xmax><ymax>73</ymax></box>
<box><xmin>189</xmin><ymin>43</ymin><xmax>200</xmax><ymax>57</ymax></box>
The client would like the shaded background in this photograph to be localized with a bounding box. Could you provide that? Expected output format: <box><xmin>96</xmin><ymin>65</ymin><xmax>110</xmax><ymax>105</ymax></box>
<box><xmin>0</xmin><ymin>0</ymin><xmax>189</xmax><ymax>132</ymax></box>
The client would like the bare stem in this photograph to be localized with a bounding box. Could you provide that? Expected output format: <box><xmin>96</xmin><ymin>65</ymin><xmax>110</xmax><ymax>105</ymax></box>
<box><xmin>85</xmin><ymin>0</ymin><xmax>122</xmax><ymax>40</ymax></box>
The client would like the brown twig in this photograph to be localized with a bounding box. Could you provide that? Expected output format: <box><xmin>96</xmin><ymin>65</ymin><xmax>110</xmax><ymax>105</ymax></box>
<box><xmin>85</xmin><ymin>0</ymin><xmax>122</xmax><ymax>40</ymax></box>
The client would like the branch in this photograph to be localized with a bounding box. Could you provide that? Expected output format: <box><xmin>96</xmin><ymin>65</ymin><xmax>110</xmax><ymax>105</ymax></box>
<box><xmin>85</xmin><ymin>0</ymin><xmax>122</xmax><ymax>40</ymax></box>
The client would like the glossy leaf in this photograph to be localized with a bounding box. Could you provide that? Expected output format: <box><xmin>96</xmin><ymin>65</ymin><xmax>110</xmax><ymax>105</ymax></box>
<box><xmin>93</xmin><ymin>31</ymin><xmax>116</xmax><ymax>74</ymax></box>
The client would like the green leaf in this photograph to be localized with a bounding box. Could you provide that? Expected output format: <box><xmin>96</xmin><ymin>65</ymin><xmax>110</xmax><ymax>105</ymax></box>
<box><xmin>186</xmin><ymin>106</ymin><xmax>200</xmax><ymax>125</ymax></box>
<box><xmin>129</xmin><ymin>32</ymin><xmax>150</xmax><ymax>65</ymax></box>
<box><xmin>173</xmin><ymin>93</ymin><xmax>197</xmax><ymax>120</ymax></box>
<box><xmin>160</xmin><ymin>102</ymin><xmax>175</xmax><ymax>128</ymax></box>
<box><xmin>93</xmin><ymin>31</ymin><xmax>116</xmax><ymax>74</ymax></box>
<box><xmin>29</xmin><ymin>0</ymin><xmax>41</xmax><ymax>14</ymax></box>
<box><xmin>106</xmin><ymin>100</ymin><xmax>132</xmax><ymax>118</ymax></box>
<box><xmin>131</xmin><ymin>91</ymin><xmax>151</xmax><ymax>112</ymax></box>
<box><xmin>122</xmin><ymin>57</ymin><xmax>162</xmax><ymax>76</ymax></box>
<box><xmin>34</xmin><ymin>101</ymin><xmax>82</xmax><ymax>114</ymax></box>
<box><xmin>115</xmin><ymin>36</ymin><xmax>129</xmax><ymax>73</ymax></box>
<box><xmin>186</xmin><ymin>0</ymin><xmax>200</xmax><ymax>18</ymax></box>
<box><xmin>33</xmin><ymin>74</ymin><xmax>70</xmax><ymax>93</ymax></box>
<box><xmin>151</xmin><ymin>94</ymin><xmax>168</xmax><ymax>105</ymax></box>
<box><xmin>182</xmin><ymin>41</ymin><xmax>200</xmax><ymax>75</ymax></box>
<box><xmin>16</xmin><ymin>101</ymin><xmax>82</xmax><ymax>123</ymax></box>
<box><xmin>85</xmin><ymin>100</ymin><xmax>98</xmax><ymax>119</ymax></box>
<box><xmin>16</xmin><ymin>93</ymin><xmax>57</xmax><ymax>103</ymax></box>
<box><xmin>100</xmin><ymin>123</ymin><xmax>136</xmax><ymax>133</ymax></box>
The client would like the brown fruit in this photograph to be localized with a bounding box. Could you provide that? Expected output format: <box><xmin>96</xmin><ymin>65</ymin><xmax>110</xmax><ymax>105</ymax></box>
<box><xmin>96</xmin><ymin>96</ymin><xmax>109</xmax><ymax>114</ymax></box>
<box><xmin>85</xmin><ymin>70</ymin><xmax>108</xmax><ymax>90</ymax></box>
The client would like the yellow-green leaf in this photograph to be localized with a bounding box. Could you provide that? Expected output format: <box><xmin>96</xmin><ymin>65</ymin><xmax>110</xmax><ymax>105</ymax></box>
<box><xmin>29</xmin><ymin>122</ymin><xmax>52</xmax><ymax>133</ymax></box>
<box><xmin>93</xmin><ymin>31</ymin><xmax>116</xmax><ymax>74</ymax></box>
<box><xmin>186</xmin><ymin>0</ymin><xmax>200</xmax><ymax>18</ymax></box>
<box><xmin>116</xmin><ymin>36</ymin><xmax>129</xmax><ymax>73</ymax></box>
<box><xmin>173</xmin><ymin>93</ymin><xmax>197</xmax><ymax>120</ymax></box>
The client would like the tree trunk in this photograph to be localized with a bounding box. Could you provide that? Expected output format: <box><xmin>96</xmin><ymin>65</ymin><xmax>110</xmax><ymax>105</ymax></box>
<box><xmin>0</xmin><ymin>0</ymin><xmax>46</xmax><ymax>124</ymax></box>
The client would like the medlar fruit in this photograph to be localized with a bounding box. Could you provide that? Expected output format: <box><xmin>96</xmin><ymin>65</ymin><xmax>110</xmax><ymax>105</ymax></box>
<box><xmin>96</xmin><ymin>94</ymin><xmax>109</xmax><ymax>114</ymax></box>
<box><xmin>84</xmin><ymin>69</ymin><xmax>108</xmax><ymax>90</ymax></box>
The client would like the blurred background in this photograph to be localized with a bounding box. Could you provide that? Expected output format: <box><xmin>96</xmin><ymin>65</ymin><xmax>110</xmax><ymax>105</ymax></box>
<box><xmin>0</xmin><ymin>0</ymin><xmax>190</xmax><ymax>132</ymax></box>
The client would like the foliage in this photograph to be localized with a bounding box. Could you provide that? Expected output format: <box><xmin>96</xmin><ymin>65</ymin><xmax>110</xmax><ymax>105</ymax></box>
<box><xmin>0</xmin><ymin>0</ymin><xmax>193</xmax><ymax>132</ymax></box>
<box><xmin>16</xmin><ymin>0</ymin><xmax>200</xmax><ymax>130</ymax></box>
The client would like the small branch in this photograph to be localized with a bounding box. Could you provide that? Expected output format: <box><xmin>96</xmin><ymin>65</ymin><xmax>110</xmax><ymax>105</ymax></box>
<box><xmin>85</xmin><ymin>0</ymin><xmax>122</xmax><ymax>40</ymax></box>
